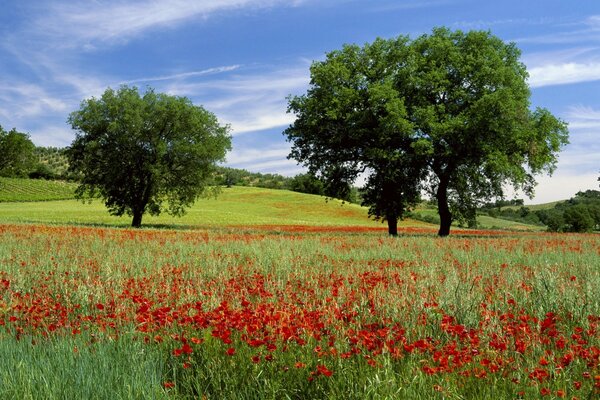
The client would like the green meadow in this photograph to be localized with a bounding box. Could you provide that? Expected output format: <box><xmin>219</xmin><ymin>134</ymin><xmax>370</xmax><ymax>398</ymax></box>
<box><xmin>0</xmin><ymin>178</ymin><xmax>544</xmax><ymax>231</ymax></box>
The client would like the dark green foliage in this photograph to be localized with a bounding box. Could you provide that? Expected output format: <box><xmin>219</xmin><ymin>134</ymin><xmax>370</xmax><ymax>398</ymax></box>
<box><xmin>0</xmin><ymin>126</ymin><xmax>36</xmax><ymax>178</ymax></box>
<box><xmin>67</xmin><ymin>86</ymin><xmax>231</xmax><ymax>227</ymax></box>
<box><xmin>288</xmin><ymin>173</ymin><xmax>325</xmax><ymax>196</ymax></box>
<box><xmin>213</xmin><ymin>167</ymin><xmax>360</xmax><ymax>203</ymax></box>
<box><xmin>285</xmin><ymin>36</ymin><xmax>426</xmax><ymax>235</ymax></box>
<box><xmin>563</xmin><ymin>205</ymin><xmax>594</xmax><ymax>232</ymax></box>
<box><xmin>537</xmin><ymin>190</ymin><xmax>600</xmax><ymax>232</ymax></box>
<box><xmin>214</xmin><ymin>167</ymin><xmax>291</xmax><ymax>190</ymax></box>
<box><xmin>285</xmin><ymin>27</ymin><xmax>569</xmax><ymax>236</ymax></box>
<box><xmin>28</xmin><ymin>163</ymin><xmax>57</xmax><ymax>180</ymax></box>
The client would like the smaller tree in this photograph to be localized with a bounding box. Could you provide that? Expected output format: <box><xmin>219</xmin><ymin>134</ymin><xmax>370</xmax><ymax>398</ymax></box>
<box><xmin>288</xmin><ymin>173</ymin><xmax>325</xmax><ymax>196</ymax></box>
<box><xmin>0</xmin><ymin>126</ymin><xmax>36</xmax><ymax>177</ymax></box>
<box><xmin>67</xmin><ymin>86</ymin><xmax>231</xmax><ymax>227</ymax></box>
<box><xmin>563</xmin><ymin>205</ymin><xmax>594</xmax><ymax>232</ymax></box>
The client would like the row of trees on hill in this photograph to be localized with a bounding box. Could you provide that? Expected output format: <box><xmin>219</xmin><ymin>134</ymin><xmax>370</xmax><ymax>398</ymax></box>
<box><xmin>0</xmin><ymin>126</ymin><xmax>36</xmax><ymax>178</ymax></box>
<box><xmin>1</xmin><ymin>127</ymin><xmax>354</xmax><ymax>201</ymax></box>
<box><xmin>537</xmin><ymin>190</ymin><xmax>600</xmax><ymax>232</ymax></box>
<box><xmin>0</xmin><ymin>126</ymin><xmax>72</xmax><ymax>179</ymax></box>
<box><xmin>476</xmin><ymin>190</ymin><xmax>600</xmax><ymax>232</ymax></box>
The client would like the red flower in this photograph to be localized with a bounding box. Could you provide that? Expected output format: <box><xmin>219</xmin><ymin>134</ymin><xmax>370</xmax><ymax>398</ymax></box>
<box><xmin>226</xmin><ymin>347</ymin><xmax>236</xmax><ymax>356</ymax></box>
<box><xmin>163</xmin><ymin>381</ymin><xmax>175</xmax><ymax>389</ymax></box>
<box><xmin>316</xmin><ymin>365</ymin><xmax>333</xmax><ymax>377</ymax></box>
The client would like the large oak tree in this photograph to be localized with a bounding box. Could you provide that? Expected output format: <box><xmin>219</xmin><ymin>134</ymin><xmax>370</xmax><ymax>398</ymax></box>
<box><xmin>285</xmin><ymin>28</ymin><xmax>569</xmax><ymax>236</ymax></box>
<box><xmin>67</xmin><ymin>86</ymin><xmax>231</xmax><ymax>227</ymax></box>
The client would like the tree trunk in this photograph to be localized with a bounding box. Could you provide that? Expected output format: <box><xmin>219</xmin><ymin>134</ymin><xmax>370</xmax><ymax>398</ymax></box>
<box><xmin>387</xmin><ymin>214</ymin><xmax>398</xmax><ymax>236</ymax></box>
<box><xmin>436</xmin><ymin>178</ymin><xmax>452</xmax><ymax>237</ymax></box>
<box><xmin>131</xmin><ymin>209</ymin><xmax>143</xmax><ymax>228</ymax></box>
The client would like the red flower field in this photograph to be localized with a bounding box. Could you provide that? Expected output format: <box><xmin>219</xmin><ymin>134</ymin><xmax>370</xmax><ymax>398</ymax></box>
<box><xmin>0</xmin><ymin>223</ymin><xmax>598</xmax><ymax>399</ymax></box>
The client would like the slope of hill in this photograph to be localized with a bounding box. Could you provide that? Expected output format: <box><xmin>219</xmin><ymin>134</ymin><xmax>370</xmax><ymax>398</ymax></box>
<box><xmin>409</xmin><ymin>207</ymin><xmax>544</xmax><ymax>231</ymax></box>
<box><xmin>0</xmin><ymin>179</ymin><xmax>548</xmax><ymax>231</ymax></box>
<box><xmin>0</xmin><ymin>185</ymin><xmax>400</xmax><ymax>228</ymax></box>
<box><xmin>0</xmin><ymin>177</ymin><xmax>77</xmax><ymax>202</ymax></box>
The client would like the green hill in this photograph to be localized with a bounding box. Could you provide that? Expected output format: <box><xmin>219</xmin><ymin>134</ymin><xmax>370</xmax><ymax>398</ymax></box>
<box><xmin>0</xmin><ymin>185</ymin><xmax>396</xmax><ymax>228</ymax></box>
<box><xmin>0</xmin><ymin>178</ymin><xmax>546</xmax><ymax>231</ymax></box>
<box><xmin>0</xmin><ymin>177</ymin><xmax>77</xmax><ymax>202</ymax></box>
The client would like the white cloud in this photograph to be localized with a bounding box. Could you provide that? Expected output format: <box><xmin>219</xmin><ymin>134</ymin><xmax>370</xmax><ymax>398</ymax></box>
<box><xmin>35</xmin><ymin>0</ymin><xmax>304</xmax><ymax>48</ymax></box>
<box><xmin>515</xmin><ymin>15</ymin><xmax>600</xmax><ymax>45</ymax></box>
<box><xmin>528</xmin><ymin>62</ymin><xmax>600</xmax><ymax>87</ymax></box>
<box><xmin>120</xmin><ymin>65</ymin><xmax>242</xmax><ymax>85</ymax></box>
<box><xmin>0</xmin><ymin>82</ymin><xmax>69</xmax><ymax>120</ymax></box>
<box><xmin>565</xmin><ymin>105</ymin><xmax>600</xmax><ymax>129</ymax></box>
<box><xmin>225</xmin><ymin>145</ymin><xmax>303</xmax><ymax>175</ymax></box>
<box><xmin>163</xmin><ymin>65</ymin><xmax>310</xmax><ymax>135</ymax></box>
<box><xmin>227</xmin><ymin>147</ymin><xmax>291</xmax><ymax>164</ymax></box>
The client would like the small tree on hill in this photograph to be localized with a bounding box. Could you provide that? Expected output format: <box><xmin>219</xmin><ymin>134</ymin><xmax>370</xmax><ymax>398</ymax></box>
<box><xmin>67</xmin><ymin>86</ymin><xmax>231</xmax><ymax>227</ymax></box>
<box><xmin>0</xmin><ymin>126</ymin><xmax>36</xmax><ymax>178</ymax></box>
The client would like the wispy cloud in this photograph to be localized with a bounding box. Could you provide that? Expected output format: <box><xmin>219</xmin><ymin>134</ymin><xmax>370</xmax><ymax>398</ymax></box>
<box><xmin>0</xmin><ymin>82</ymin><xmax>69</xmax><ymax>121</ymax></box>
<box><xmin>565</xmin><ymin>105</ymin><xmax>600</xmax><ymax>131</ymax></box>
<box><xmin>25</xmin><ymin>124</ymin><xmax>75</xmax><ymax>147</ymax></box>
<box><xmin>121</xmin><ymin>65</ymin><xmax>242</xmax><ymax>85</ymax></box>
<box><xmin>162</xmin><ymin>65</ymin><xmax>310</xmax><ymax>135</ymax></box>
<box><xmin>516</xmin><ymin>15</ymin><xmax>600</xmax><ymax>45</ymax></box>
<box><xmin>556</xmin><ymin>105</ymin><xmax>600</xmax><ymax>175</ymax></box>
<box><xmin>34</xmin><ymin>0</ymin><xmax>305</xmax><ymax>48</ymax></box>
<box><xmin>453</xmin><ymin>17</ymin><xmax>555</xmax><ymax>31</ymax></box>
<box><xmin>366</xmin><ymin>0</ymin><xmax>450</xmax><ymax>13</ymax></box>
<box><xmin>528</xmin><ymin>62</ymin><xmax>600</xmax><ymax>87</ymax></box>
<box><xmin>227</xmin><ymin>147</ymin><xmax>291</xmax><ymax>164</ymax></box>
<box><xmin>226</xmin><ymin>145</ymin><xmax>303</xmax><ymax>175</ymax></box>
<box><xmin>505</xmin><ymin>104</ymin><xmax>600</xmax><ymax>203</ymax></box>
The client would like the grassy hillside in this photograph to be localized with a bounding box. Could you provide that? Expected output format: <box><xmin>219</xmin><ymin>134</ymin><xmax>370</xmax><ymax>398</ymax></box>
<box><xmin>410</xmin><ymin>207</ymin><xmax>544</xmax><ymax>231</ymax></box>
<box><xmin>0</xmin><ymin>179</ymin><xmax>547</xmax><ymax>231</ymax></box>
<box><xmin>503</xmin><ymin>201</ymin><xmax>561</xmax><ymax>211</ymax></box>
<box><xmin>0</xmin><ymin>186</ymin><xmax>402</xmax><ymax>229</ymax></box>
<box><xmin>0</xmin><ymin>177</ymin><xmax>76</xmax><ymax>202</ymax></box>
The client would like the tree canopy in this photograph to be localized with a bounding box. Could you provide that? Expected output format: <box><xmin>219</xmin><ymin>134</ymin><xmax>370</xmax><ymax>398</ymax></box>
<box><xmin>285</xmin><ymin>27</ymin><xmax>569</xmax><ymax>236</ymax></box>
<box><xmin>0</xmin><ymin>126</ymin><xmax>36</xmax><ymax>178</ymax></box>
<box><xmin>67</xmin><ymin>86</ymin><xmax>231</xmax><ymax>227</ymax></box>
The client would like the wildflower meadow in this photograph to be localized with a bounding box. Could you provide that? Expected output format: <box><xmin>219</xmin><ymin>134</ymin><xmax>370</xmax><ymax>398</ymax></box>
<box><xmin>0</xmin><ymin>223</ymin><xmax>598</xmax><ymax>399</ymax></box>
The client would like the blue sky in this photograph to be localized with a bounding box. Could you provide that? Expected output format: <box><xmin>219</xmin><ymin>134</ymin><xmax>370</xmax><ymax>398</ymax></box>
<box><xmin>1</xmin><ymin>0</ymin><xmax>599</xmax><ymax>203</ymax></box>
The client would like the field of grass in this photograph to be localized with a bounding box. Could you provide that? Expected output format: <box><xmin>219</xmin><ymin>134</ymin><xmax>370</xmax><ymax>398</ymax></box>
<box><xmin>0</xmin><ymin>177</ymin><xmax>76</xmax><ymax>202</ymax></box>
<box><xmin>0</xmin><ymin>224</ymin><xmax>597</xmax><ymax>399</ymax></box>
<box><xmin>0</xmin><ymin>178</ymin><xmax>543</xmax><ymax>232</ymax></box>
<box><xmin>0</xmin><ymin>185</ymin><xmax>427</xmax><ymax>229</ymax></box>
<box><xmin>410</xmin><ymin>208</ymin><xmax>544</xmax><ymax>232</ymax></box>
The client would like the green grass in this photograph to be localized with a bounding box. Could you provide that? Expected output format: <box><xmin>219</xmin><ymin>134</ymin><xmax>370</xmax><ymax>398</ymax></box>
<box><xmin>410</xmin><ymin>208</ymin><xmax>544</xmax><ymax>231</ymax></box>
<box><xmin>502</xmin><ymin>201</ymin><xmax>562</xmax><ymax>211</ymax></box>
<box><xmin>0</xmin><ymin>225</ymin><xmax>597</xmax><ymax>399</ymax></box>
<box><xmin>0</xmin><ymin>186</ymin><xmax>409</xmax><ymax>228</ymax></box>
<box><xmin>0</xmin><ymin>178</ymin><xmax>547</xmax><ymax>231</ymax></box>
<box><xmin>0</xmin><ymin>177</ymin><xmax>76</xmax><ymax>202</ymax></box>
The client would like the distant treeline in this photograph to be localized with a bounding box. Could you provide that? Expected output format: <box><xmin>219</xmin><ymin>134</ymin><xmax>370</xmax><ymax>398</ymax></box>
<box><xmin>478</xmin><ymin>190</ymin><xmax>600</xmax><ymax>232</ymax></box>
<box><xmin>215</xmin><ymin>167</ymin><xmax>360</xmax><ymax>203</ymax></box>
<box><xmin>1</xmin><ymin>133</ymin><xmax>359</xmax><ymax>203</ymax></box>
